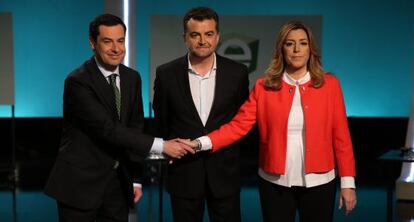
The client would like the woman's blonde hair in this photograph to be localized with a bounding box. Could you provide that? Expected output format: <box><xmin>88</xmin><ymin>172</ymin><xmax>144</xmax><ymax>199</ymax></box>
<box><xmin>264</xmin><ymin>21</ymin><xmax>325</xmax><ymax>90</ymax></box>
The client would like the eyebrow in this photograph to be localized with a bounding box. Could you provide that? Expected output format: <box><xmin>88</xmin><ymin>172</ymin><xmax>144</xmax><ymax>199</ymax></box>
<box><xmin>286</xmin><ymin>38</ymin><xmax>308</xmax><ymax>41</ymax></box>
<box><xmin>102</xmin><ymin>37</ymin><xmax>125</xmax><ymax>41</ymax></box>
<box><xmin>189</xmin><ymin>30</ymin><xmax>216</xmax><ymax>34</ymax></box>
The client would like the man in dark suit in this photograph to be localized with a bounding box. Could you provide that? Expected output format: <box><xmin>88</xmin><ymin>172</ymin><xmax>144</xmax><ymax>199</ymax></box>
<box><xmin>153</xmin><ymin>7</ymin><xmax>249</xmax><ymax>222</ymax></box>
<box><xmin>44</xmin><ymin>14</ymin><xmax>193</xmax><ymax>222</ymax></box>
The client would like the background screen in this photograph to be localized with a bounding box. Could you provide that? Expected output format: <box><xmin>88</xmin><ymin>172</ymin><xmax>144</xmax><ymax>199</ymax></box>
<box><xmin>0</xmin><ymin>0</ymin><xmax>413</xmax><ymax>117</ymax></box>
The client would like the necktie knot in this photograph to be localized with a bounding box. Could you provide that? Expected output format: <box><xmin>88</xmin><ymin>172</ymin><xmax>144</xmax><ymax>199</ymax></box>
<box><xmin>109</xmin><ymin>74</ymin><xmax>118</xmax><ymax>86</ymax></box>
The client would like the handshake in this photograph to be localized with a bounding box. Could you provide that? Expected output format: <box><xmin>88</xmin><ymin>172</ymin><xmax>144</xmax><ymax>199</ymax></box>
<box><xmin>162</xmin><ymin>138</ymin><xmax>202</xmax><ymax>159</ymax></box>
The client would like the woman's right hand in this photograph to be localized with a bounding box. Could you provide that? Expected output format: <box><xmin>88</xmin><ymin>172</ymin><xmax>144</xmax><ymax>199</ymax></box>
<box><xmin>339</xmin><ymin>188</ymin><xmax>357</xmax><ymax>215</ymax></box>
<box><xmin>177</xmin><ymin>139</ymin><xmax>199</xmax><ymax>149</ymax></box>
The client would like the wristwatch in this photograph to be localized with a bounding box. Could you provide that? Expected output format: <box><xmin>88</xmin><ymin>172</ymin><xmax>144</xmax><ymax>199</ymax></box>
<box><xmin>194</xmin><ymin>139</ymin><xmax>202</xmax><ymax>152</ymax></box>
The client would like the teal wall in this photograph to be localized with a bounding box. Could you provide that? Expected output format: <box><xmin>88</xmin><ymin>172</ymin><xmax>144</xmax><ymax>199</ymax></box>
<box><xmin>0</xmin><ymin>0</ymin><xmax>103</xmax><ymax>117</ymax></box>
<box><xmin>0</xmin><ymin>0</ymin><xmax>413</xmax><ymax>117</ymax></box>
<box><xmin>137</xmin><ymin>0</ymin><xmax>414</xmax><ymax>117</ymax></box>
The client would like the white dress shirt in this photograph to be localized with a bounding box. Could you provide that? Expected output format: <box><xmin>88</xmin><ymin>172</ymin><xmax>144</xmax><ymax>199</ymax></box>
<box><xmin>188</xmin><ymin>54</ymin><xmax>217</xmax><ymax>126</ymax></box>
<box><xmin>149</xmin><ymin>54</ymin><xmax>217</xmax><ymax>156</ymax></box>
<box><xmin>96</xmin><ymin>57</ymin><xmax>121</xmax><ymax>90</ymax></box>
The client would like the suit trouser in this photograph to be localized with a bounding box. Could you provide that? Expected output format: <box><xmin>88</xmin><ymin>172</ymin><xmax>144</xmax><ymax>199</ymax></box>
<box><xmin>57</xmin><ymin>169</ymin><xmax>129</xmax><ymax>222</ymax></box>
<box><xmin>170</xmin><ymin>191</ymin><xmax>241</xmax><ymax>222</ymax></box>
<box><xmin>259</xmin><ymin>177</ymin><xmax>336</xmax><ymax>222</ymax></box>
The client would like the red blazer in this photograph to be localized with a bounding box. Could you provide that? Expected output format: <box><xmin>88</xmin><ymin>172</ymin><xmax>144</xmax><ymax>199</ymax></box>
<box><xmin>209</xmin><ymin>74</ymin><xmax>356</xmax><ymax>177</ymax></box>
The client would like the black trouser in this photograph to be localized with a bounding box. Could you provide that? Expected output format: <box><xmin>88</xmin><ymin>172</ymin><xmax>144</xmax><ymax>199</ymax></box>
<box><xmin>170</xmin><ymin>192</ymin><xmax>241</xmax><ymax>222</ymax></box>
<box><xmin>57</xmin><ymin>170</ymin><xmax>129</xmax><ymax>222</ymax></box>
<box><xmin>259</xmin><ymin>177</ymin><xmax>336</xmax><ymax>222</ymax></box>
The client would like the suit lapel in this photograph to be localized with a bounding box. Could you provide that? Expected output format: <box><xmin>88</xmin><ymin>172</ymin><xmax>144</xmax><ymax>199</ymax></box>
<box><xmin>205</xmin><ymin>55</ymin><xmax>225</xmax><ymax>127</ymax></box>
<box><xmin>119</xmin><ymin>65</ymin><xmax>130</xmax><ymax>123</ymax></box>
<box><xmin>86</xmin><ymin>57</ymin><xmax>118</xmax><ymax>119</ymax></box>
<box><xmin>177</xmin><ymin>56</ymin><xmax>204</xmax><ymax>126</ymax></box>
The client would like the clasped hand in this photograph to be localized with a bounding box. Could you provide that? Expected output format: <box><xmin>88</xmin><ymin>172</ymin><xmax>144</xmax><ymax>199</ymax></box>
<box><xmin>163</xmin><ymin>139</ymin><xmax>199</xmax><ymax>159</ymax></box>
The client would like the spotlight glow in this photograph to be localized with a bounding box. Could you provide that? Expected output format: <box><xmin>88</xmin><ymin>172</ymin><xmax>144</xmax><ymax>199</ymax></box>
<box><xmin>123</xmin><ymin>0</ymin><xmax>129</xmax><ymax>67</ymax></box>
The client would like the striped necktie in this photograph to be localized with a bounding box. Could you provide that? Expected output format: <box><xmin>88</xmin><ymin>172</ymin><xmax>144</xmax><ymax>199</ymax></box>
<box><xmin>109</xmin><ymin>74</ymin><xmax>121</xmax><ymax>119</ymax></box>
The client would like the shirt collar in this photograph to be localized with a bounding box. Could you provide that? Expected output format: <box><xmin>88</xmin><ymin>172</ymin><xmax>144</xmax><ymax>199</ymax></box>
<box><xmin>283</xmin><ymin>71</ymin><xmax>311</xmax><ymax>86</ymax></box>
<box><xmin>187</xmin><ymin>53</ymin><xmax>217</xmax><ymax>77</ymax></box>
<box><xmin>95</xmin><ymin>56</ymin><xmax>120</xmax><ymax>78</ymax></box>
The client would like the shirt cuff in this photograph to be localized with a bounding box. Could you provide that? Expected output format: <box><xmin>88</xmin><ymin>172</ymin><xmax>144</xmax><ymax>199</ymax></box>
<box><xmin>340</xmin><ymin>176</ymin><xmax>355</xmax><ymax>189</ymax></box>
<box><xmin>198</xmin><ymin>136</ymin><xmax>212</xmax><ymax>151</ymax></box>
<box><xmin>133</xmin><ymin>183</ymin><xmax>142</xmax><ymax>188</ymax></box>
<box><xmin>149</xmin><ymin>137</ymin><xmax>164</xmax><ymax>154</ymax></box>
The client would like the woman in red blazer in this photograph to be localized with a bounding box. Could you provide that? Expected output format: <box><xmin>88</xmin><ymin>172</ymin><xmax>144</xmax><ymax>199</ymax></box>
<box><xmin>181</xmin><ymin>21</ymin><xmax>357</xmax><ymax>222</ymax></box>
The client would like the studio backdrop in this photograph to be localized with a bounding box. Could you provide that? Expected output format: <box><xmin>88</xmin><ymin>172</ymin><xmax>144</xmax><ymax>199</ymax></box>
<box><xmin>149</xmin><ymin>15</ymin><xmax>322</xmax><ymax>102</ymax></box>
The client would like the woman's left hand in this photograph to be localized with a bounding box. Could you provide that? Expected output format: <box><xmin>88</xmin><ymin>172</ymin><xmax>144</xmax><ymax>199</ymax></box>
<box><xmin>339</xmin><ymin>188</ymin><xmax>357</xmax><ymax>215</ymax></box>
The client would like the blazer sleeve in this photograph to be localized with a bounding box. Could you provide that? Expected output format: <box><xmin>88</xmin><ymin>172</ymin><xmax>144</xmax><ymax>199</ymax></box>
<box><xmin>152</xmin><ymin>68</ymin><xmax>169</xmax><ymax>138</ymax></box>
<box><xmin>125</xmin><ymin>73</ymin><xmax>148</xmax><ymax>182</ymax></box>
<box><xmin>64</xmin><ymin>76</ymin><xmax>154</xmax><ymax>157</ymax></box>
<box><xmin>209</xmin><ymin>80</ymin><xmax>259</xmax><ymax>151</ymax></box>
<box><xmin>127</xmin><ymin>73</ymin><xmax>146</xmax><ymax>133</ymax></box>
<box><xmin>331</xmin><ymin>78</ymin><xmax>356</xmax><ymax>177</ymax></box>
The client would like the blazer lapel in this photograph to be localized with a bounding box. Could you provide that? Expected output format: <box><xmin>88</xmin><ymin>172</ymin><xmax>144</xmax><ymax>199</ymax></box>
<box><xmin>119</xmin><ymin>65</ymin><xmax>130</xmax><ymax>123</ymax></box>
<box><xmin>86</xmin><ymin>57</ymin><xmax>118</xmax><ymax>118</ymax></box>
<box><xmin>177</xmin><ymin>56</ymin><xmax>204</xmax><ymax>126</ymax></box>
<box><xmin>205</xmin><ymin>55</ymin><xmax>225</xmax><ymax>127</ymax></box>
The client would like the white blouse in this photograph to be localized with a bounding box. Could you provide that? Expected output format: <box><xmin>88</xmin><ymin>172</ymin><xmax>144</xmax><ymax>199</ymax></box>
<box><xmin>258</xmin><ymin>72</ymin><xmax>353</xmax><ymax>188</ymax></box>
<box><xmin>199</xmin><ymin>71</ymin><xmax>355</xmax><ymax>188</ymax></box>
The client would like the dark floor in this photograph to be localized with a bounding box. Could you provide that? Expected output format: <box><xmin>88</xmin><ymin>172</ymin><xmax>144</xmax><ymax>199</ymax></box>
<box><xmin>1</xmin><ymin>183</ymin><xmax>413</xmax><ymax>222</ymax></box>
<box><xmin>0</xmin><ymin>117</ymin><xmax>412</xmax><ymax>221</ymax></box>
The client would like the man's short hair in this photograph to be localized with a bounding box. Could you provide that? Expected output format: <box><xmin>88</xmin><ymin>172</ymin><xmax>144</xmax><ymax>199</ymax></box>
<box><xmin>89</xmin><ymin>14</ymin><xmax>126</xmax><ymax>42</ymax></box>
<box><xmin>183</xmin><ymin>7</ymin><xmax>219</xmax><ymax>33</ymax></box>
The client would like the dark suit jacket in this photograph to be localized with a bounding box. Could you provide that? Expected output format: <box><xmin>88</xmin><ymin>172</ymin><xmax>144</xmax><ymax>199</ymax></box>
<box><xmin>153</xmin><ymin>54</ymin><xmax>249</xmax><ymax>198</ymax></box>
<box><xmin>44</xmin><ymin>57</ymin><xmax>154</xmax><ymax>210</ymax></box>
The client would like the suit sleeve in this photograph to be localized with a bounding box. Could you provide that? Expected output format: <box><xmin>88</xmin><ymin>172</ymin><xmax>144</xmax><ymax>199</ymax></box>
<box><xmin>64</xmin><ymin>76</ymin><xmax>154</xmax><ymax>157</ymax></box>
<box><xmin>152</xmin><ymin>68</ymin><xmax>169</xmax><ymax>138</ymax></box>
<box><xmin>125</xmin><ymin>74</ymin><xmax>148</xmax><ymax>182</ymax></box>
<box><xmin>331</xmin><ymin>78</ymin><xmax>356</xmax><ymax>177</ymax></box>
<box><xmin>127</xmin><ymin>74</ymin><xmax>146</xmax><ymax>132</ymax></box>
